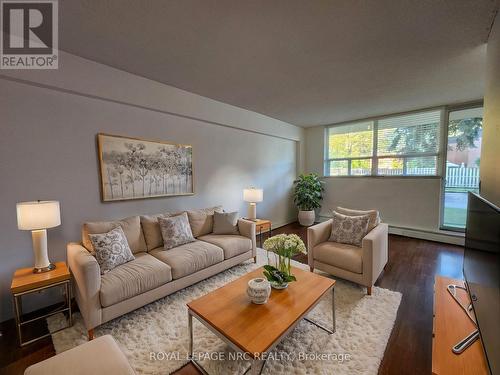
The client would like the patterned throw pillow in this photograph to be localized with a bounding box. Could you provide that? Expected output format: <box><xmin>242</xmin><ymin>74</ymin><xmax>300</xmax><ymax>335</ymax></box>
<box><xmin>158</xmin><ymin>212</ymin><xmax>196</xmax><ymax>250</ymax></box>
<box><xmin>329</xmin><ymin>211</ymin><xmax>370</xmax><ymax>247</ymax></box>
<box><xmin>88</xmin><ymin>226</ymin><xmax>135</xmax><ymax>274</ymax></box>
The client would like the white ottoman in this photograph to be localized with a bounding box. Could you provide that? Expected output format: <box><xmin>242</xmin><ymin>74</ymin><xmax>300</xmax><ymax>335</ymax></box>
<box><xmin>24</xmin><ymin>335</ymin><xmax>135</xmax><ymax>375</ymax></box>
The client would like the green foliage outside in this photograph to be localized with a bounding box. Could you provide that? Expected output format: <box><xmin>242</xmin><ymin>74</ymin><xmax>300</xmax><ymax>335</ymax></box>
<box><xmin>448</xmin><ymin>118</ymin><xmax>482</xmax><ymax>151</ymax></box>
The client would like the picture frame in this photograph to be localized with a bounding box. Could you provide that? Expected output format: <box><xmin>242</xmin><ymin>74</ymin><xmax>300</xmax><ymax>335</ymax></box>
<box><xmin>97</xmin><ymin>133</ymin><xmax>194</xmax><ymax>201</ymax></box>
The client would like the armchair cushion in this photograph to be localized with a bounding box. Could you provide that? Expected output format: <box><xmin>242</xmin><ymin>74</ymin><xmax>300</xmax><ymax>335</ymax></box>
<box><xmin>312</xmin><ymin>241</ymin><xmax>363</xmax><ymax>274</ymax></box>
<box><xmin>329</xmin><ymin>211</ymin><xmax>370</xmax><ymax>246</ymax></box>
<box><xmin>336</xmin><ymin>206</ymin><xmax>380</xmax><ymax>232</ymax></box>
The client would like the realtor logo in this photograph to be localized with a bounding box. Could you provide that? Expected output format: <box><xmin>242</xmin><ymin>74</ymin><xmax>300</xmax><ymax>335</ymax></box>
<box><xmin>1</xmin><ymin>0</ymin><xmax>58</xmax><ymax>69</ymax></box>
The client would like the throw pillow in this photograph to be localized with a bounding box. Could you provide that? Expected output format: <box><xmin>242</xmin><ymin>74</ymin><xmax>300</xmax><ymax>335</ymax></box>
<box><xmin>82</xmin><ymin>215</ymin><xmax>146</xmax><ymax>254</ymax></box>
<box><xmin>335</xmin><ymin>206</ymin><xmax>381</xmax><ymax>232</ymax></box>
<box><xmin>213</xmin><ymin>211</ymin><xmax>239</xmax><ymax>235</ymax></box>
<box><xmin>186</xmin><ymin>206</ymin><xmax>223</xmax><ymax>237</ymax></box>
<box><xmin>159</xmin><ymin>212</ymin><xmax>196</xmax><ymax>250</ymax></box>
<box><xmin>140</xmin><ymin>211</ymin><xmax>183</xmax><ymax>251</ymax></box>
<box><xmin>88</xmin><ymin>226</ymin><xmax>135</xmax><ymax>274</ymax></box>
<box><xmin>329</xmin><ymin>211</ymin><xmax>370</xmax><ymax>247</ymax></box>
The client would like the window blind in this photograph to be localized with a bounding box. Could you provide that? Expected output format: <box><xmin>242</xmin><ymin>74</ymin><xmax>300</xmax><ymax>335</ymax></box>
<box><xmin>324</xmin><ymin>109</ymin><xmax>442</xmax><ymax>177</ymax></box>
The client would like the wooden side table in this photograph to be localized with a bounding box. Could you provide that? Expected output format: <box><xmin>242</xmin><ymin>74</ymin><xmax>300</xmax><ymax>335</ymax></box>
<box><xmin>254</xmin><ymin>219</ymin><xmax>272</xmax><ymax>248</ymax></box>
<box><xmin>11</xmin><ymin>261</ymin><xmax>72</xmax><ymax>346</ymax></box>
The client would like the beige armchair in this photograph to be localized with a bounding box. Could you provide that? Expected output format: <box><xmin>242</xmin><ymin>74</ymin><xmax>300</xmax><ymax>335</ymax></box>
<box><xmin>307</xmin><ymin>220</ymin><xmax>388</xmax><ymax>295</ymax></box>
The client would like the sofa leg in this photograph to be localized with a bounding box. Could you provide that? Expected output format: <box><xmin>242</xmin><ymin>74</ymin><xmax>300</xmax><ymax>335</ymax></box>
<box><xmin>309</xmin><ymin>266</ymin><xmax>314</xmax><ymax>273</ymax></box>
<box><xmin>367</xmin><ymin>286</ymin><xmax>372</xmax><ymax>296</ymax></box>
<box><xmin>88</xmin><ymin>329</ymin><xmax>94</xmax><ymax>341</ymax></box>
<box><xmin>253</xmin><ymin>256</ymin><xmax>257</xmax><ymax>263</ymax></box>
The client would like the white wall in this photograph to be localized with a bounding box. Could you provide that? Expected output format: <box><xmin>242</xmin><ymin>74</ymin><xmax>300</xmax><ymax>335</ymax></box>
<box><xmin>0</xmin><ymin>53</ymin><xmax>303</xmax><ymax>322</ymax></box>
<box><xmin>305</xmin><ymin>125</ymin><xmax>443</xmax><ymax>233</ymax></box>
<box><xmin>481</xmin><ymin>14</ymin><xmax>500</xmax><ymax>206</ymax></box>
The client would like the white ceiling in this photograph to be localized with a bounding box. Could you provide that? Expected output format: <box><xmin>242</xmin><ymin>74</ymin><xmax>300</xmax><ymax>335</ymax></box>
<box><xmin>59</xmin><ymin>1</ymin><xmax>498</xmax><ymax>127</ymax></box>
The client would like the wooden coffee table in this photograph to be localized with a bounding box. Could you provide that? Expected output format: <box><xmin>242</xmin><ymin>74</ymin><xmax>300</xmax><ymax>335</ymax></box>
<box><xmin>187</xmin><ymin>266</ymin><xmax>336</xmax><ymax>375</ymax></box>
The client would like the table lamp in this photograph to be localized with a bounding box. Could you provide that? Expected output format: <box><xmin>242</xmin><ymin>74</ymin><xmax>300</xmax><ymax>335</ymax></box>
<box><xmin>16</xmin><ymin>200</ymin><xmax>61</xmax><ymax>273</ymax></box>
<box><xmin>243</xmin><ymin>188</ymin><xmax>263</xmax><ymax>221</ymax></box>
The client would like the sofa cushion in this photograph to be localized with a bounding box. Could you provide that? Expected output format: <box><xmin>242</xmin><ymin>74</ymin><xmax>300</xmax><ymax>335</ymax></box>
<box><xmin>213</xmin><ymin>211</ymin><xmax>239</xmax><ymax>235</ymax></box>
<box><xmin>150</xmin><ymin>240</ymin><xmax>224</xmax><ymax>279</ymax></box>
<box><xmin>335</xmin><ymin>206</ymin><xmax>380</xmax><ymax>232</ymax></box>
<box><xmin>313</xmin><ymin>241</ymin><xmax>363</xmax><ymax>274</ymax></box>
<box><xmin>186</xmin><ymin>206</ymin><xmax>223</xmax><ymax>237</ymax></box>
<box><xmin>140</xmin><ymin>212</ymin><xmax>183</xmax><ymax>251</ymax></box>
<box><xmin>100</xmin><ymin>252</ymin><xmax>172</xmax><ymax>307</ymax></box>
<box><xmin>88</xmin><ymin>227</ymin><xmax>135</xmax><ymax>275</ymax></box>
<box><xmin>198</xmin><ymin>234</ymin><xmax>252</xmax><ymax>259</ymax></box>
<box><xmin>82</xmin><ymin>215</ymin><xmax>147</xmax><ymax>254</ymax></box>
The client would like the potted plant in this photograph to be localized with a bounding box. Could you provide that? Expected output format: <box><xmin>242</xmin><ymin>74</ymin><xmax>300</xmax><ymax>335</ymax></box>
<box><xmin>293</xmin><ymin>173</ymin><xmax>324</xmax><ymax>226</ymax></box>
<box><xmin>263</xmin><ymin>234</ymin><xmax>306</xmax><ymax>289</ymax></box>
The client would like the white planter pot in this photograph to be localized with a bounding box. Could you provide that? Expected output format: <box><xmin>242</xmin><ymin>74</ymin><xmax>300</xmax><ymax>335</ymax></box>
<box><xmin>247</xmin><ymin>278</ymin><xmax>271</xmax><ymax>304</ymax></box>
<box><xmin>298</xmin><ymin>210</ymin><xmax>315</xmax><ymax>226</ymax></box>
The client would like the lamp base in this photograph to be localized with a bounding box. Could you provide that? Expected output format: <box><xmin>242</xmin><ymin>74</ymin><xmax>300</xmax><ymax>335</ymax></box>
<box><xmin>247</xmin><ymin>202</ymin><xmax>257</xmax><ymax>220</ymax></box>
<box><xmin>33</xmin><ymin>263</ymin><xmax>56</xmax><ymax>274</ymax></box>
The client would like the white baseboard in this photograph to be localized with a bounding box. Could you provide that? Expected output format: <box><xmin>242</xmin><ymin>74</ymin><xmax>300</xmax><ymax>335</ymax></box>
<box><xmin>388</xmin><ymin>226</ymin><xmax>464</xmax><ymax>246</ymax></box>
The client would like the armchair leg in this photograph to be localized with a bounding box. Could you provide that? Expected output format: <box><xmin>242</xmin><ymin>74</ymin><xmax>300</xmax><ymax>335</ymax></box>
<box><xmin>367</xmin><ymin>286</ymin><xmax>372</xmax><ymax>296</ymax></box>
<box><xmin>309</xmin><ymin>266</ymin><xmax>314</xmax><ymax>273</ymax></box>
<box><xmin>88</xmin><ymin>329</ymin><xmax>94</xmax><ymax>341</ymax></box>
<box><xmin>253</xmin><ymin>256</ymin><xmax>257</xmax><ymax>264</ymax></box>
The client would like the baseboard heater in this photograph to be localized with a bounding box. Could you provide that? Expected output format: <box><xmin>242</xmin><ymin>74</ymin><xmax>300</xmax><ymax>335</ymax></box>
<box><xmin>317</xmin><ymin>215</ymin><xmax>465</xmax><ymax>246</ymax></box>
<box><xmin>388</xmin><ymin>225</ymin><xmax>464</xmax><ymax>246</ymax></box>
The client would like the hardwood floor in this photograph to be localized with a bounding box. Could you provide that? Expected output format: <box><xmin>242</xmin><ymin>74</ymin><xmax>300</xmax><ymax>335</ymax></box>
<box><xmin>0</xmin><ymin>222</ymin><xmax>464</xmax><ymax>375</ymax></box>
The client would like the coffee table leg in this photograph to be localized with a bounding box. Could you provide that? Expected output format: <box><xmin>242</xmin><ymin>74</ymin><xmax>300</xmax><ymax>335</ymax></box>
<box><xmin>188</xmin><ymin>311</ymin><xmax>193</xmax><ymax>358</ymax></box>
<box><xmin>303</xmin><ymin>286</ymin><xmax>336</xmax><ymax>334</ymax></box>
<box><xmin>250</xmin><ymin>358</ymin><xmax>265</xmax><ymax>375</ymax></box>
<box><xmin>332</xmin><ymin>287</ymin><xmax>336</xmax><ymax>333</ymax></box>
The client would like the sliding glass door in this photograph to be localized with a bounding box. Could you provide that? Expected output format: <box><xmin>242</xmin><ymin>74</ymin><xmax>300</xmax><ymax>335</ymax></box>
<box><xmin>441</xmin><ymin>106</ymin><xmax>483</xmax><ymax>230</ymax></box>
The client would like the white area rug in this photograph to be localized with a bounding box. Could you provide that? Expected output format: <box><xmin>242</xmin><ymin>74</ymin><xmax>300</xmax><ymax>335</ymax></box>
<box><xmin>48</xmin><ymin>249</ymin><xmax>401</xmax><ymax>375</ymax></box>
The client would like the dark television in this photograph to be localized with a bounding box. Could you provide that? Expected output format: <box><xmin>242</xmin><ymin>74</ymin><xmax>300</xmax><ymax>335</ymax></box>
<box><xmin>464</xmin><ymin>192</ymin><xmax>500</xmax><ymax>375</ymax></box>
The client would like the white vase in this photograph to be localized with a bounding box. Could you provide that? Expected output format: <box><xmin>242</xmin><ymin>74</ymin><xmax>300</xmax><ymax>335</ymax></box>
<box><xmin>298</xmin><ymin>210</ymin><xmax>315</xmax><ymax>226</ymax></box>
<box><xmin>247</xmin><ymin>278</ymin><xmax>271</xmax><ymax>304</ymax></box>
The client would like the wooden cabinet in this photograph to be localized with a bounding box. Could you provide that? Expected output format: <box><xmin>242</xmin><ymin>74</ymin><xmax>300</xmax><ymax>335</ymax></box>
<box><xmin>432</xmin><ymin>276</ymin><xmax>489</xmax><ymax>375</ymax></box>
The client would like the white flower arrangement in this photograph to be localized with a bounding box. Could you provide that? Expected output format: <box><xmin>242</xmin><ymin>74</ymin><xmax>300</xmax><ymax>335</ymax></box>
<box><xmin>262</xmin><ymin>234</ymin><xmax>306</xmax><ymax>286</ymax></box>
<box><xmin>263</xmin><ymin>234</ymin><xmax>306</xmax><ymax>257</ymax></box>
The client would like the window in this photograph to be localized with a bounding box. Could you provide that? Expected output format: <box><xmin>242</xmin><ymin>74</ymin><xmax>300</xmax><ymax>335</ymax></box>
<box><xmin>326</xmin><ymin>121</ymin><xmax>373</xmax><ymax>176</ymax></box>
<box><xmin>325</xmin><ymin>109</ymin><xmax>442</xmax><ymax>176</ymax></box>
<box><xmin>441</xmin><ymin>106</ymin><xmax>483</xmax><ymax>230</ymax></box>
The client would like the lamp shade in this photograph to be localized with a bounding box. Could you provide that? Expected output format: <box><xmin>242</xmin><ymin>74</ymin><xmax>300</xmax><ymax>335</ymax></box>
<box><xmin>17</xmin><ymin>201</ymin><xmax>61</xmax><ymax>230</ymax></box>
<box><xmin>243</xmin><ymin>188</ymin><xmax>263</xmax><ymax>203</ymax></box>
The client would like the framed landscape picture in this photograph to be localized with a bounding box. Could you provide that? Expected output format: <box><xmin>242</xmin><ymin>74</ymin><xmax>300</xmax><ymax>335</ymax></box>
<box><xmin>97</xmin><ymin>133</ymin><xmax>194</xmax><ymax>201</ymax></box>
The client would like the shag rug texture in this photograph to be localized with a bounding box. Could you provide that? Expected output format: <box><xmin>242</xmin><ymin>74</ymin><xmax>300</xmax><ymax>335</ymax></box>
<box><xmin>48</xmin><ymin>248</ymin><xmax>401</xmax><ymax>375</ymax></box>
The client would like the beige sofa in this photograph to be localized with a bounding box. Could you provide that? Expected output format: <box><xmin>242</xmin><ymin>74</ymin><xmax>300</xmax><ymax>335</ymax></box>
<box><xmin>67</xmin><ymin>206</ymin><xmax>256</xmax><ymax>339</ymax></box>
<box><xmin>307</xmin><ymin>219</ymin><xmax>388</xmax><ymax>295</ymax></box>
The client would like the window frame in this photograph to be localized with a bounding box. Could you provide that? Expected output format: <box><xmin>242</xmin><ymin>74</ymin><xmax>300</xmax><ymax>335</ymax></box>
<box><xmin>439</xmin><ymin>101</ymin><xmax>484</xmax><ymax>232</ymax></box>
<box><xmin>324</xmin><ymin>107</ymin><xmax>445</xmax><ymax>178</ymax></box>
